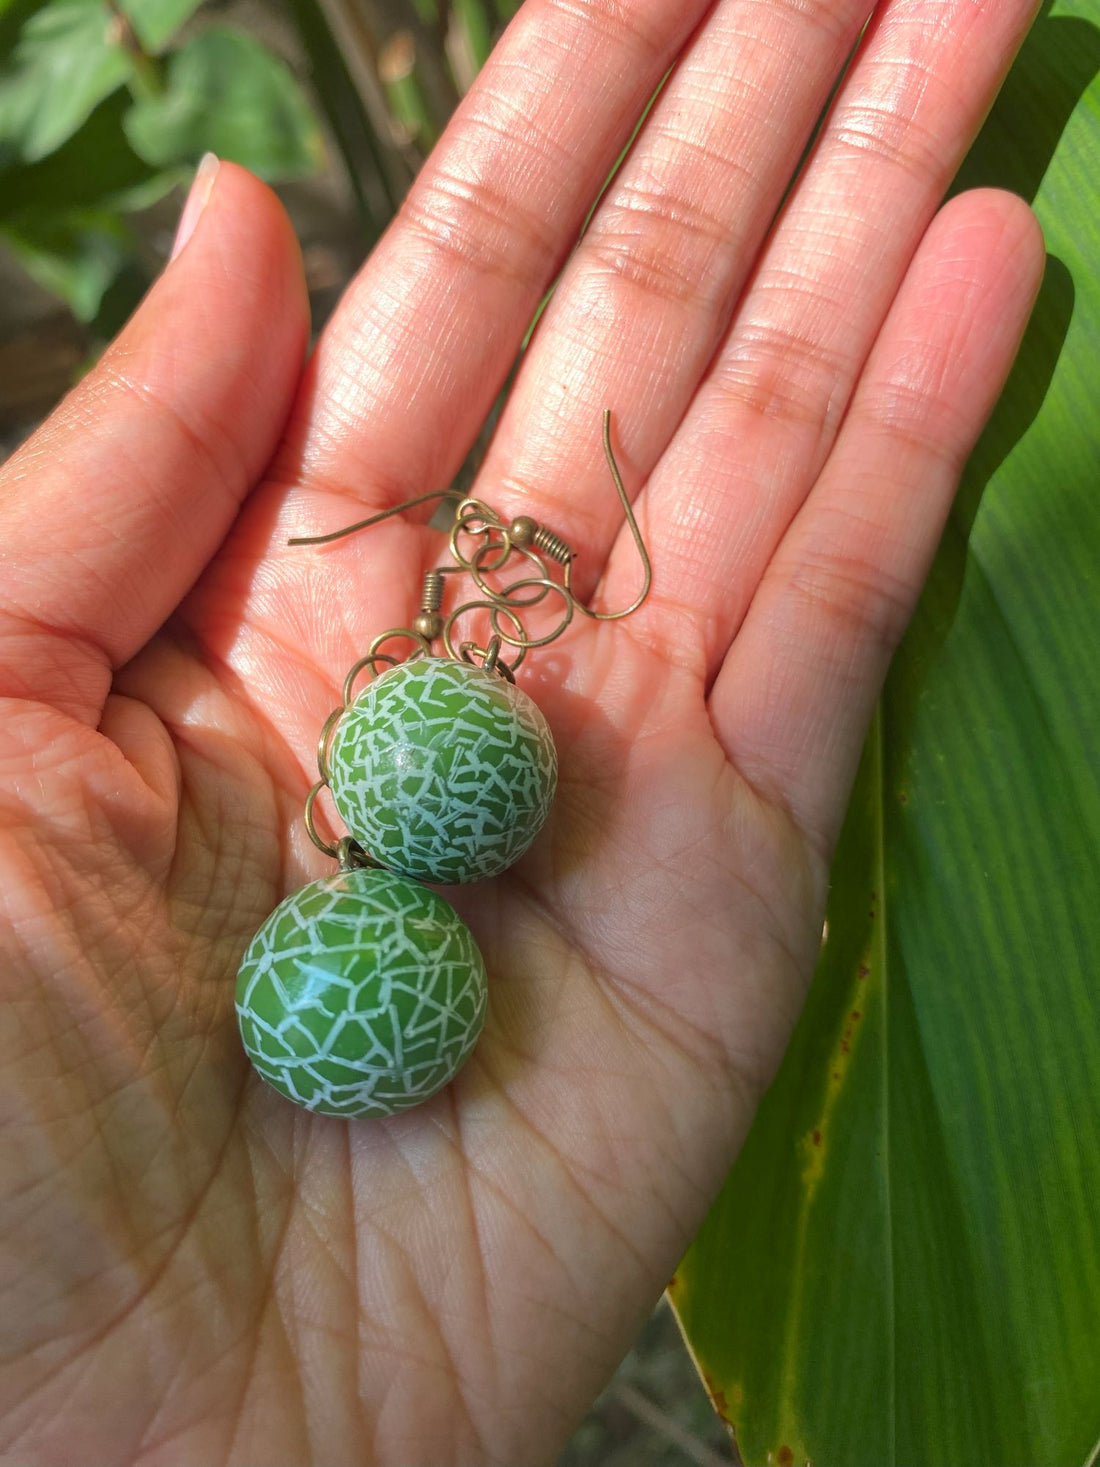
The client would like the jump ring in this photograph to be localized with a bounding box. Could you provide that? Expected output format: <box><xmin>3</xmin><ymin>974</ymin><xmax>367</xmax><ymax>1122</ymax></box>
<box><xmin>490</xmin><ymin>576</ymin><xmax>573</xmax><ymax>649</ymax></box>
<box><xmin>443</xmin><ymin>597</ymin><xmax>528</xmax><ymax>671</ymax></box>
<box><xmin>304</xmin><ymin>780</ymin><xmax>340</xmax><ymax>858</ymax></box>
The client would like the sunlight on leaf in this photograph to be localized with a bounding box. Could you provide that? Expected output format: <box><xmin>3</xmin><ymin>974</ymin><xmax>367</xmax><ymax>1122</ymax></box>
<box><xmin>0</xmin><ymin>0</ymin><xmax>129</xmax><ymax>163</ymax></box>
<box><xmin>672</xmin><ymin>4</ymin><xmax>1100</xmax><ymax>1463</ymax></box>
<box><xmin>121</xmin><ymin>0</ymin><xmax>204</xmax><ymax>53</ymax></box>
<box><xmin>123</xmin><ymin>25</ymin><xmax>325</xmax><ymax>178</ymax></box>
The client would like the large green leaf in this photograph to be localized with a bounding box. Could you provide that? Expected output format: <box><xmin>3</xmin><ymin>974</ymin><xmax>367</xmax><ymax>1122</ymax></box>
<box><xmin>1</xmin><ymin>205</ymin><xmax>133</xmax><ymax>321</ymax></box>
<box><xmin>0</xmin><ymin>91</ymin><xmax>179</xmax><ymax>324</ymax></box>
<box><xmin>672</xmin><ymin>4</ymin><xmax>1100</xmax><ymax>1464</ymax></box>
<box><xmin>121</xmin><ymin>0</ymin><xmax>204</xmax><ymax>53</ymax></box>
<box><xmin>0</xmin><ymin>0</ymin><xmax>129</xmax><ymax>162</ymax></box>
<box><xmin>0</xmin><ymin>88</ymin><xmax>174</xmax><ymax>216</ymax></box>
<box><xmin>124</xmin><ymin>26</ymin><xmax>325</xmax><ymax>178</ymax></box>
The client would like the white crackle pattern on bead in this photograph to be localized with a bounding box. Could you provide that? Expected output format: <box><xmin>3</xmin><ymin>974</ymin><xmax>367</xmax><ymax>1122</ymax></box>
<box><xmin>236</xmin><ymin>868</ymin><xmax>487</xmax><ymax>1118</ymax></box>
<box><xmin>328</xmin><ymin>657</ymin><xmax>558</xmax><ymax>884</ymax></box>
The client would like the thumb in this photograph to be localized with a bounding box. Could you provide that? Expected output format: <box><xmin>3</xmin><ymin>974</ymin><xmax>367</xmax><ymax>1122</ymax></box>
<box><xmin>0</xmin><ymin>158</ymin><xmax>310</xmax><ymax>722</ymax></box>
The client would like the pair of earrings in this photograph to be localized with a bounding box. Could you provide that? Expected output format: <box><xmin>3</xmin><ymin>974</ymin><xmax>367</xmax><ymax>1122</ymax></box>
<box><xmin>235</xmin><ymin>412</ymin><xmax>650</xmax><ymax>1118</ymax></box>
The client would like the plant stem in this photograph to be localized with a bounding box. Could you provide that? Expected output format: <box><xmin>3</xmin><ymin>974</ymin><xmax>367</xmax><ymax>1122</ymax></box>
<box><xmin>446</xmin><ymin>0</ymin><xmax>494</xmax><ymax>92</ymax></box>
<box><xmin>378</xmin><ymin>31</ymin><xmax>438</xmax><ymax>149</ymax></box>
<box><xmin>286</xmin><ymin>0</ymin><xmax>402</xmax><ymax>238</ymax></box>
<box><xmin>303</xmin><ymin>0</ymin><xmax>419</xmax><ymax>200</ymax></box>
<box><xmin>361</xmin><ymin>0</ymin><xmax>458</xmax><ymax>136</ymax></box>
<box><xmin>103</xmin><ymin>0</ymin><xmax>165</xmax><ymax>101</ymax></box>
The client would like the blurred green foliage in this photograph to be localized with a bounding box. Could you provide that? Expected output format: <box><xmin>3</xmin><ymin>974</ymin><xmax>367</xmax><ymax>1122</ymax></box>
<box><xmin>0</xmin><ymin>0</ymin><xmax>329</xmax><ymax>331</ymax></box>
<box><xmin>125</xmin><ymin>28</ymin><xmax>320</xmax><ymax>171</ymax></box>
<box><xmin>0</xmin><ymin>0</ymin><xmax>517</xmax><ymax>337</ymax></box>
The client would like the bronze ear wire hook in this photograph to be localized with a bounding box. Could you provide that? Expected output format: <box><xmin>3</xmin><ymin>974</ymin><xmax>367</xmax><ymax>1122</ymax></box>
<box><xmin>497</xmin><ymin>410</ymin><xmax>653</xmax><ymax>623</ymax></box>
<box><xmin>291</xmin><ymin>409</ymin><xmax>648</xmax><ymax>867</ymax></box>
<box><xmin>241</xmin><ymin>418</ymin><xmax>655</xmax><ymax>1119</ymax></box>
<box><xmin>584</xmin><ymin>407</ymin><xmax>652</xmax><ymax>622</ymax></box>
<box><xmin>286</xmin><ymin>409</ymin><xmax>652</xmax><ymax>651</ymax></box>
<box><xmin>287</xmin><ymin>487</ymin><xmax>458</xmax><ymax>547</ymax></box>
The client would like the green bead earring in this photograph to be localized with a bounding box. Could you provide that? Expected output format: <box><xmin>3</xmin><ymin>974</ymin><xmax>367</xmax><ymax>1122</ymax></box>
<box><xmin>327</xmin><ymin>656</ymin><xmax>558</xmax><ymax>885</ymax></box>
<box><xmin>236</xmin><ymin>411</ymin><xmax>651</xmax><ymax>1118</ymax></box>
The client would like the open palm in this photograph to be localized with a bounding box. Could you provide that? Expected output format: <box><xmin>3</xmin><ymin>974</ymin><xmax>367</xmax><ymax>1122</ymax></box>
<box><xmin>1</xmin><ymin>0</ymin><xmax>1042</xmax><ymax>1461</ymax></box>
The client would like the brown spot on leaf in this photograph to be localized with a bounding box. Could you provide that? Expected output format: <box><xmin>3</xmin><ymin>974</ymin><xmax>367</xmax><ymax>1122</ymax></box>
<box><xmin>712</xmin><ymin>1388</ymin><xmax>731</xmax><ymax>1422</ymax></box>
<box><xmin>852</xmin><ymin>1009</ymin><xmax>861</xmax><ymax>1021</ymax></box>
<box><xmin>899</xmin><ymin>791</ymin><xmax>909</xmax><ymax>805</ymax></box>
<box><xmin>812</xmin><ymin>1129</ymin><xmax>822</xmax><ymax>1146</ymax></box>
<box><xmin>858</xmin><ymin>963</ymin><xmax>870</xmax><ymax>979</ymax></box>
<box><xmin>777</xmin><ymin>1447</ymin><xmax>795</xmax><ymax>1466</ymax></box>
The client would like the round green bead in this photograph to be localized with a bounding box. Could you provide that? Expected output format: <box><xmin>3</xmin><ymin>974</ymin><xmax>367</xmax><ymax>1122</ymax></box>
<box><xmin>328</xmin><ymin>657</ymin><xmax>557</xmax><ymax>884</ymax></box>
<box><xmin>235</xmin><ymin>867</ymin><xmax>486</xmax><ymax>1118</ymax></box>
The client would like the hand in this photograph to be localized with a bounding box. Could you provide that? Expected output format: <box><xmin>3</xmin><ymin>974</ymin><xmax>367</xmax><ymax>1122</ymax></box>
<box><xmin>0</xmin><ymin>0</ymin><xmax>1042</xmax><ymax>1461</ymax></box>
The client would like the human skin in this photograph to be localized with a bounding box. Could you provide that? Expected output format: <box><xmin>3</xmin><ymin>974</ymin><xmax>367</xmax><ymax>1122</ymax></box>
<box><xmin>0</xmin><ymin>0</ymin><xmax>1044</xmax><ymax>1462</ymax></box>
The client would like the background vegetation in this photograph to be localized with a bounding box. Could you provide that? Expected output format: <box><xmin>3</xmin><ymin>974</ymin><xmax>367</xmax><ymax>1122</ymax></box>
<box><xmin>673</xmin><ymin>5</ymin><xmax>1100</xmax><ymax>1462</ymax></box>
<box><xmin>2</xmin><ymin>1</ymin><xmax>1098</xmax><ymax>1463</ymax></box>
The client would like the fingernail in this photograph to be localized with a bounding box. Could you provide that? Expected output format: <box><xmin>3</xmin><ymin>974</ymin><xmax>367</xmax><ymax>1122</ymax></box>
<box><xmin>170</xmin><ymin>153</ymin><xmax>220</xmax><ymax>262</ymax></box>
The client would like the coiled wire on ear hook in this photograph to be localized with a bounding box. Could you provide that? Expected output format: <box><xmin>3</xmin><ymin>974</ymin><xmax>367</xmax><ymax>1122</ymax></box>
<box><xmin>289</xmin><ymin>411</ymin><xmax>652</xmax><ymax>857</ymax></box>
<box><xmin>287</xmin><ymin>409</ymin><xmax>652</xmax><ymax>664</ymax></box>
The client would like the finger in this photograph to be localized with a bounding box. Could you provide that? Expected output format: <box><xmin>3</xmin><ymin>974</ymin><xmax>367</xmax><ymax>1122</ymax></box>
<box><xmin>599</xmin><ymin>0</ymin><xmax>1038</xmax><ymax>669</ymax></box>
<box><xmin>0</xmin><ymin>162</ymin><xmax>309</xmax><ymax>723</ymax></box>
<box><xmin>272</xmin><ymin>0</ymin><xmax>716</xmax><ymax>524</ymax></box>
<box><xmin>710</xmin><ymin>189</ymin><xmax>1044</xmax><ymax>848</ymax></box>
<box><xmin>464</xmin><ymin>0</ymin><xmax>874</xmax><ymax>557</ymax></box>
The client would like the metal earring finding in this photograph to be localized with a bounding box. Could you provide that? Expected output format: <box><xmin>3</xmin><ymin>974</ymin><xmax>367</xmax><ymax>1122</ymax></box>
<box><xmin>234</xmin><ymin>411</ymin><xmax>651</xmax><ymax>1120</ymax></box>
